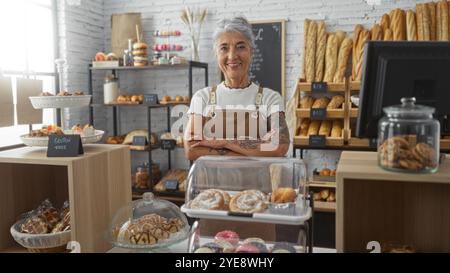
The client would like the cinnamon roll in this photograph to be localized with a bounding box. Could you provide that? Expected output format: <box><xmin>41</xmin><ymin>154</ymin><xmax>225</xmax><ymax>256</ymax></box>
<box><xmin>229</xmin><ymin>190</ymin><xmax>268</xmax><ymax>214</ymax></box>
<box><xmin>190</xmin><ymin>189</ymin><xmax>230</xmax><ymax>210</ymax></box>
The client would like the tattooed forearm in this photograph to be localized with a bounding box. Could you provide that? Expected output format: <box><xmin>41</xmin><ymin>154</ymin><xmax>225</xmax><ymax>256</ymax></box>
<box><xmin>267</xmin><ymin>112</ymin><xmax>290</xmax><ymax>145</ymax></box>
<box><xmin>229</xmin><ymin>139</ymin><xmax>264</xmax><ymax>149</ymax></box>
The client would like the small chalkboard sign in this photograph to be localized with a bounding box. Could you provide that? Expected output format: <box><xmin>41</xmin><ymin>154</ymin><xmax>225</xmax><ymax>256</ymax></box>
<box><xmin>164</xmin><ymin>180</ymin><xmax>179</xmax><ymax>191</ymax></box>
<box><xmin>161</xmin><ymin>139</ymin><xmax>176</xmax><ymax>150</ymax></box>
<box><xmin>144</xmin><ymin>94</ymin><xmax>158</xmax><ymax>105</ymax></box>
<box><xmin>132</xmin><ymin>136</ymin><xmax>147</xmax><ymax>146</ymax></box>
<box><xmin>369</xmin><ymin>138</ymin><xmax>378</xmax><ymax>148</ymax></box>
<box><xmin>311</xmin><ymin>82</ymin><xmax>328</xmax><ymax>93</ymax></box>
<box><xmin>310</xmin><ymin>108</ymin><xmax>327</xmax><ymax>120</ymax></box>
<box><xmin>47</xmin><ymin>135</ymin><xmax>84</xmax><ymax>157</ymax></box>
<box><xmin>309</xmin><ymin>135</ymin><xmax>326</xmax><ymax>147</ymax></box>
<box><xmin>228</xmin><ymin>211</ymin><xmax>253</xmax><ymax>218</ymax></box>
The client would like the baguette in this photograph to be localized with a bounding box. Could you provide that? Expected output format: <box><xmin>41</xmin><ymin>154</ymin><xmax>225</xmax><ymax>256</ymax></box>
<box><xmin>416</xmin><ymin>4</ymin><xmax>425</xmax><ymax>40</ymax></box>
<box><xmin>428</xmin><ymin>2</ymin><xmax>437</xmax><ymax>40</ymax></box>
<box><xmin>298</xmin><ymin>119</ymin><xmax>311</xmax><ymax>136</ymax></box>
<box><xmin>393</xmin><ymin>9</ymin><xmax>406</xmax><ymax>40</ymax></box>
<box><xmin>323</xmin><ymin>34</ymin><xmax>338</xmax><ymax>83</ymax></box>
<box><xmin>389</xmin><ymin>9</ymin><xmax>396</xmax><ymax>30</ymax></box>
<box><xmin>406</xmin><ymin>10</ymin><xmax>418</xmax><ymax>41</ymax></box>
<box><xmin>335</xmin><ymin>30</ymin><xmax>346</xmax><ymax>49</ymax></box>
<box><xmin>438</xmin><ymin>0</ymin><xmax>449</xmax><ymax>40</ymax></box>
<box><xmin>301</xmin><ymin>19</ymin><xmax>312</xmax><ymax>80</ymax></box>
<box><xmin>305</xmin><ymin>21</ymin><xmax>318</xmax><ymax>82</ymax></box>
<box><xmin>319</xmin><ymin>120</ymin><xmax>332</xmax><ymax>137</ymax></box>
<box><xmin>333</xmin><ymin>38</ymin><xmax>353</xmax><ymax>83</ymax></box>
<box><xmin>384</xmin><ymin>28</ymin><xmax>393</xmax><ymax>40</ymax></box>
<box><xmin>331</xmin><ymin>120</ymin><xmax>342</xmax><ymax>138</ymax></box>
<box><xmin>423</xmin><ymin>3</ymin><xmax>431</xmax><ymax>40</ymax></box>
<box><xmin>355</xmin><ymin>30</ymin><xmax>370</xmax><ymax>82</ymax></box>
<box><xmin>315</xmin><ymin>21</ymin><xmax>327</xmax><ymax>82</ymax></box>
<box><xmin>299</xmin><ymin>95</ymin><xmax>315</xmax><ymax>109</ymax></box>
<box><xmin>437</xmin><ymin>1</ymin><xmax>443</xmax><ymax>40</ymax></box>
<box><xmin>371</xmin><ymin>24</ymin><xmax>383</xmax><ymax>40</ymax></box>
<box><xmin>351</xmin><ymin>25</ymin><xmax>364</xmax><ymax>81</ymax></box>
<box><xmin>380</xmin><ymin>14</ymin><xmax>391</xmax><ymax>33</ymax></box>
<box><xmin>307</xmin><ymin>120</ymin><xmax>321</xmax><ymax>136</ymax></box>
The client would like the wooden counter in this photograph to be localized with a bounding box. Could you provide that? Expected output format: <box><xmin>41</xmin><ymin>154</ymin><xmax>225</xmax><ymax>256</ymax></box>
<box><xmin>0</xmin><ymin>144</ymin><xmax>132</xmax><ymax>253</ymax></box>
<box><xmin>336</xmin><ymin>151</ymin><xmax>450</xmax><ymax>253</ymax></box>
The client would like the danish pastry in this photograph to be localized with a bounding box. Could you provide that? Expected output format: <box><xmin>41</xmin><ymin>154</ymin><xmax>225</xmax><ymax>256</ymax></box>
<box><xmin>190</xmin><ymin>189</ymin><xmax>229</xmax><ymax>210</ymax></box>
<box><xmin>229</xmin><ymin>190</ymin><xmax>268</xmax><ymax>214</ymax></box>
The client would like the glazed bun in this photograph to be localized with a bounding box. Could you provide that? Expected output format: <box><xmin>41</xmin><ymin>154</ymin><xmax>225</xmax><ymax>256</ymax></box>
<box><xmin>133</xmin><ymin>42</ymin><xmax>148</xmax><ymax>50</ymax></box>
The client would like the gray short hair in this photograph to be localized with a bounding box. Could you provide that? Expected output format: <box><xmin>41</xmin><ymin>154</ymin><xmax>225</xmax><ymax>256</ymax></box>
<box><xmin>213</xmin><ymin>16</ymin><xmax>256</xmax><ymax>51</ymax></box>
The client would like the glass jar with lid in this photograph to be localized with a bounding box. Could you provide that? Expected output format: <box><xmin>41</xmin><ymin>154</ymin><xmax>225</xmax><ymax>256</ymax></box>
<box><xmin>378</xmin><ymin>97</ymin><xmax>440</xmax><ymax>173</ymax></box>
<box><xmin>109</xmin><ymin>192</ymin><xmax>190</xmax><ymax>251</ymax></box>
<box><xmin>135</xmin><ymin>163</ymin><xmax>150</xmax><ymax>189</ymax></box>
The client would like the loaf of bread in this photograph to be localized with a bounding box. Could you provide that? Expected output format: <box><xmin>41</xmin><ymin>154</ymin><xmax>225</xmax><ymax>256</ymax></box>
<box><xmin>299</xmin><ymin>95</ymin><xmax>315</xmax><ymax>109</ymax></box>
<box><xmin>389</xmin><ymin>9</ymin><xmax>396</xmax><ymax>29</ymax></box>
<box><xmin>392</xmin><ymin>9</ymin><xmax>406</xmax><ymax>41</ymax></box>
<box><xmin>327</xmin><ymin>95</ymin><xmax>345</xmax><ymax>109</ymax></box>
<box><xmin>298</xmin><ymin>119</ymin><xmax>311</xmax><ymax>136</ymax></box>
<box><xmin>307</xmin><ymin>120</ymin><xmax>321</xmax><ymax>136</ymax></box>
<box><xmin>416</xmin><ymin>4</ymin><xmax>425</xmax><ymax>40</ymax></box>
<box><xmin>428</xmin><ymin>2</ymin><xmax>437</xmax><ymax>41</ymax></box>
<box><xmin>305</xmin><ymin>21</ymin><xmax>318</xmax><ymax>82</ymax></box>
<box><xmin>352</xmin><ymin>25</ymin><xmax>364</xmax><ymax>81</ymax></box>
<box><xmin>355</xmin><ymin>30</ymin><xmax>370</xmax><ymax>81</ymax></box>
<box><xmin>384</xmin><ymin>28</ymin><xmax>393</xmax><ymax>41</ymax></box>
<box><xmin>371</xmin><ymin>24</ymin><xmax>383</xmax><ymax>41</ymax></box>
<box><xmin>323</xmin><ymin>34</ymin><xmax>338</xmax><ymax>83</ymax></box>
<box><xmin>319</xmin><ymin>120</ymin><xmax>332</xmax><ymax>137</ymax></box>
<box><xmin>331</xmin><ymin>120</ymin><xmax>343</xmax><ymax>137</ymax></box>
<box><xmin>335</xmin><ymin>31</ymin><xmax>346</xmax><ymax>49</ymax></box>
<box><xmin>437</xmin><ymin>0</ymin><xmax>449</xmax><ymax>41</ymax></box>
<box><xmin>312</xmin><ymin>97</ymin><xmax>330</xmax><ymax>109</ymax></box>
<box><xmin>302</xmin><ymin>19</ymin><xmax>312</xmax><ymax>79</ymax></box>
<box><xmin>417</xmin><ymin>3</ymin><xmax>431</xmax><ymax>40</ymax></box>
<box><xmin>380</xmin><ymin>14</ymin><xmax>391</xmax><ymax>33</ymax></box>
<box><xmin>315</xmin><ymin>21</ymin><xmax>327</xmax><ymax>82</ymax></box>
<box><xmin>333</xmin><ymin>37</ymin><xmax>352</xmax><ymax>83</ymax></box>
<box><xmin>423</xmin><ymin>3</ymin><xmax>431</xmax><ymax>41</ymax></box>
<box><xmin>406</xmin><ymin>10</ymin><xmax>418</xmax><ymax>41</ymax></box>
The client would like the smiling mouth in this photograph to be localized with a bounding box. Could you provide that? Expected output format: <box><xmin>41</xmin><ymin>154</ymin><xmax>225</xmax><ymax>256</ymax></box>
<box><xmin>227</xmin><ymin>63</ymin><xmax>242</xmax><ymax>68</ymax></box>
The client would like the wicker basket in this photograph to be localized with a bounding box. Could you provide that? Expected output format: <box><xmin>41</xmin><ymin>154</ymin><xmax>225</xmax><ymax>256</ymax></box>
<box><xmin>10</xmin><ymin>219</ymin><xmax>71</xmax><ymax>253</ymax></box>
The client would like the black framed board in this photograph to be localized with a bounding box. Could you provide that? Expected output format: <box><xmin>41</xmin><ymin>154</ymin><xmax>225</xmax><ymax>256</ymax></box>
<box><xmin>249</xmin><ymin>20</ymin><xmax>286</xmax><ymax>99</ymax></box>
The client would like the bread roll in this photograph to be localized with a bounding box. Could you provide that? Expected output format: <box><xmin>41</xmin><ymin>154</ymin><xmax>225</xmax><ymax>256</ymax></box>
<box><xmin>352</xmin><ymin>25</ymin><xmax>364</xmax><ymax>81</ymax></box>
<box><xmin>384</xmin><ymin>28</ymin><xmax>393</xmax><ymax>41</ymax></box>
<box><xmin>305</xmin><ymin>21</ymin><xmax>318</xmax><ymax>82</ymax></box>
<box><xmin>334</xmin><ymin>37</ymin><xmax>353</xmax><ymax>83</ymax></box>
<box><xmin>371</xmin><ymin>24</ymin><xmax>383</xmax><ymax>40</ymax></box>
<box><xmin>298</xmin><ymin>119</ymin><xmax>311</xmax><ymax>136</ymax></box>
<box><xmin>380</xmin><ymin>14</ymin><xmax>391</xmax><ymax>33</ymax></box>
<box><xmin>312</xmin><ymin>97</ymin><xmax>330</xmax><ymax>109</ymax></box>
<box><xmin>427</xmin><ymin>2</ymin><xmax>437</xmax><ymax>40</ymax></box>
<box><xmin>315</xmin><ymin>21</ymin><xmax>327</xmax><ymax>82</ymax></box>
<box><xmin>406</xmin><ymin>10</ymin><xmax>418</xmax><ymax>41</ymax></box>
<box><xmin>416</xmin><ymin>4</ymin><xmax>425</xmax><ymax>40</ymax></box>
<box><xmin>319</xmin><ymin>120</ymin><xmax>332</xmax><ymax>137</ymax></box>
<box><xmin>302</xmin><ymin>19</ymin><xmax>312</xmax><ymax>79</ymax></box>
<box><xmin>393</xmin><ymin>9</ymin><xmax>406</xmax><ymax>41</ymax></box>
<box><xmin>307</xmin><ymin>120</ymin><xmax>321</xmax><ymax>136</ymax></box>
<box><xmin>331</xmin><ymin>120</ymin><xmax>343</xmax><ymax>137</ymax></box>
<box><xmin>299</xmin><ymin>96</ymin><xmax>314</xmax><ymax>109</ymax></box>
<box><xmin>323</xmin><ymin>34</ymin><xmax>338</xmax><ymax>83</ymax></box>
<box><xmin>355</xmin><ymin>30</ymin><xmax>370</xmax><ymax>82</ymax></box>
<box><xmin>327</xmin><ymin>95</ymin><xmax>345</xmax><ymax>109</ymax></box>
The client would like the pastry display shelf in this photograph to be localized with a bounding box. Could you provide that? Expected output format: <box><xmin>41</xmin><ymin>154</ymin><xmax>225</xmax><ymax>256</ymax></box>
<box><xmin>294</xmin><ymin>129</ymin><xmax>345</xmax><ymax>147</ymax></box>
<box><xmin>296</xmin><ymin>104</ymin><xmax>346</xmax><ymax>119</ymax></box>
<box><xmin>0</xmin><ymin>145</ymin><xmax>132</xmax><ymax>253</ymax></box>
<box><xmin>296</xmin><ymin>79</ymin><xmax>347</xmax><ymax>93</ymax></box>
<box><xmin>336</xmin><ymin>151</ymin><xmax>450</xmax><ymax>252</ymax></box>
<box><xmin>308</xmin><ymin>181</ymin><xmax>336</xmax><ymax>188</ymax></box>
<box><xmin>88</xmin><ymin>61</ymin><xmax>208</xmax><ymax>196</ymax></box>
<box><xmin>313</xmin><ymin>201</ymin><xmax>336</xmax><ymax>213</ymax></box>
<box><xmin>91</xmin><ymin>102</ymin><xmax>190</xmax><ymax>108</ymax></box>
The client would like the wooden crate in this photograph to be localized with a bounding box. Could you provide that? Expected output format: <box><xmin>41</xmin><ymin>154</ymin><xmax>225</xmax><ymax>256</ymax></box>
<box><xmin>294</xmin><ymin>129</ymin><xmax>345</xmax><ymax>147</ymax></box>
<box><xmin>296</xmin><ymin>79</ymin><xmax>346</xmax><ymax>93</ymax></box>
<box><xmin>296</xmin><ymin>103</ymin><xmax>346</xmax><ymax>119</ymax></box>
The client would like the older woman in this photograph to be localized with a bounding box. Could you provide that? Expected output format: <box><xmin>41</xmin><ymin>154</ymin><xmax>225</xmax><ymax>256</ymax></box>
<box><xmin>184</xmin><ymin>17</ymin><xmax>290</xmax><ymax>161</ymax></box>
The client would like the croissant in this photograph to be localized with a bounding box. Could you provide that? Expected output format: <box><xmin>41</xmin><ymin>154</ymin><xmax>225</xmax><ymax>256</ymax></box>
<box><xmin>271</xmin><ymin>187</ymin><xmax>297</xmax><ymax>203</ymax></box>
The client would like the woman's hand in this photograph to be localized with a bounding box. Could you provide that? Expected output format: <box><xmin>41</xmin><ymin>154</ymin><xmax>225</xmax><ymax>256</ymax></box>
<box><xmin>190</xmin><ymin>139</ymin><xmax>229</xmax><ymax>149</ymax></box>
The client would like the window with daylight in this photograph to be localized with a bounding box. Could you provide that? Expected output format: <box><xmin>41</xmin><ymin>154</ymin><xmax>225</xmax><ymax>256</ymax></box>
<box><xmin>0</xmin><ymin>0</ymin><xmax>57</xmax><ymax>148</ymax></box>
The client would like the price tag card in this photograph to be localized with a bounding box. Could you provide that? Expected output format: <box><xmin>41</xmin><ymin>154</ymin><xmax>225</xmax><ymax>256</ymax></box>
<box><xmin>369</xmin><ymin>138</ymin><xmax>378</xmax><ymax>148</ymax></box>
<box><xmin>309</xmin><ymin>135</ymin><xmax>326</xmax><ymax>147</ymax></box>
<box><xmin>132</xmin><ymin>136</ymin><xmax>147</xmax><ymax>146</ymax></box>
<box><xmin>310</xmin><ymin>108</ymin><xmax>327</xmax><ymax>120</ymax></box>
<box><xmin>164</xmin><ymin>180</ymin><xmax>179</xmax><ymax>191</ymax></box>
<box><xmin>311</xmin><ymin>82</ymin><xmax>327</xmax><ymax>93</ymax></box>
<box><xmin>161</xmin><ymin>139</ymin><xmax>176</xmax><ymax>150</ymax></box>
<box><xmin>47</xmin><ymin>135</ymin><xmax>84</xmax><ymax>157</ymax></box>
<box><xmin>144</xmin><ymin>94</ymin><xmax>159</xmax><ymax>105</ymax></box>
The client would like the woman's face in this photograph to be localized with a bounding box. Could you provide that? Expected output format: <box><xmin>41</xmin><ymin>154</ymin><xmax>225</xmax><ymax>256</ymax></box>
<box><xmin>216</xmin><ymin>31</ymin><xmax>253</xmax><ymax>82</ymax></box>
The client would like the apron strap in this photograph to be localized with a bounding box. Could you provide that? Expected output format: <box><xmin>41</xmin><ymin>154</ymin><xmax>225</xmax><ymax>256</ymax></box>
<box><xmin>208</xmin><ymin>85</ymin><xmax>218</xmax><ymax>117</ymax></box>
<box><xmin>255</xmin><ymin>85</ymin><xmax>263</xmax><ymax>111</ymax></box>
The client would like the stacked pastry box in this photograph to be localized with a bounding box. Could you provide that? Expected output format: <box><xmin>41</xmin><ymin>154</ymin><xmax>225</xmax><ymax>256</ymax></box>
<box><xmin>294</xmin><ymin>19</ymin><xmax>352</xmax><ymax>147</ymax></box>
<box><xmin>181</xmin><ymin>156</ymin><xmax>312</xmax><ymax>253</ymax></box>
<box><xmin>348</xmin><ymin>1</ymin><xmax>450</xmax><ymax>146</ymax></box>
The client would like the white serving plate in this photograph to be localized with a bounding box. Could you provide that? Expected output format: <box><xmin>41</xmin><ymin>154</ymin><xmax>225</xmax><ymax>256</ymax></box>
<box><xmin>29</xmin><ymin>95</ymin><xmax>92</xmax><ymax>109</ymax></box>
<box><xmin>20</xmin><ymin>130</ymin><xmax>104</xmax><ymax>147</ymax></box>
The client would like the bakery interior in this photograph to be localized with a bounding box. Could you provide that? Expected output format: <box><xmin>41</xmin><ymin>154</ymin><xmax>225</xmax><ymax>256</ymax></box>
<box><xmin>0</xmin><ymin>0</ymin><xmax>449</xmax><ymax>254</ymax></box>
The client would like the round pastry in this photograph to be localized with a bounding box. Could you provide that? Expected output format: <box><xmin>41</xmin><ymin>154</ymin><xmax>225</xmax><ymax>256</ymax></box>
<box><xmin>95</xmin><ymin>52</ymin><xmax>106</xmax><ymax>61</ymax></box>
<box><xmin>235</xmin><ymin>243</ymin><xmax>260</xmax><ymax>253</ymax></box>
<box><xmin>183</xmin><ymin>96</ymin><xmax>190</xmax><ymax>102</ymax></box>
<box><xmin>131</xmin><ymin>95</ymin><xmax>141</xmax><ymax>103</ymax></box>
<box><xmin>194</xmin><ymin>247</ymin><xmax>216</xmax><ymax>253</ymax></box>
<box><xmin>247</xmin><ymin>242</ymin><xmax>269</xmax><ymax>253</ymax></box>
<box><xmin>175</xmin><ymin>95</ymin><xmax>183</xmax><ymax>102</ymax></box>
<box><xmin>229</xmin><ymin>190</ymin><xmax>268</xmax><ymax>214</ymax></box>
<box><xmin>116</xmin><ymin>95</ymin><xmax>128</xmax><ymax>102</ymax></box>
<box><xmin>270</xmin><ymin>187</ymin><xmax>296</xmax><ymax>203</ymax></box>
<box><xmin>106</xmin><ymin>53</ymin><xmax>118</xmax><ymax>61</ymax></box>
<box><xmin>133</xmin><ymin>42</ymin><xmax>148</xmax><ymax>50</ymax></box>
<box><xmin>132</xmin><ymin>50</ymin><xmax>147</xmax><ymax>56</ymax></box>
<box><xmin>242</xmin><ymin>237</ymin><xmax>266</xmax><ymax>245</ymax></box>
<box><xmin>271</xmin><ymin>242</ymin><xmax>297</xmax><ymax>253</ymax></box>
<box><xmin>190</xmin><ymin>189</ymin><xmax>227</xmax><ymax>210</ymax></box>
<box><xmin>161</xmin><ymin>95</ymin><xmax>171</xmax><ymax>102</ymax></box>
<box><xmin>214</xmin><ymin>240</ymin><xmax>236</xmax><ymax>253</ymax></box>
<box><xmin>320</xmin><ymin>168</ymin><xmax>331</xmax><ymax>176</ymax></box>
<box><xmin>202</xmin><ymin>242</ymin><xmax>225</xmax><ymax>253</ymax></box>
<box><xmin>215</xmin><ymin>230</ymin><xmax>240</xmax><ymax>246</ymax></box>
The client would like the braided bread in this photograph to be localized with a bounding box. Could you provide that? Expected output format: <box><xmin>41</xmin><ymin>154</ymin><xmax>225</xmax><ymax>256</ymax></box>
<box><xmin>406</xmin><ymin>10</ymin><xmax>418</xmax><ymax>41</ymax></box>
<box><xmin>323</xmin><ymin>34</ymin><xmax>338</xmax><ymax>83</ymax></box>
<box><xmin>315</xmin><ymin>21</ymin><xmax>327</xmax><ymax>82</ymax></box>
<box><xmin>305</xmin><ymin>21</ymin><xmax>317</xmax><ymax>82</ymax></box>
<box><xmin>334</xmin><ymin>37</ymin><xmax>352</xmax><ymax>83</ymax></box>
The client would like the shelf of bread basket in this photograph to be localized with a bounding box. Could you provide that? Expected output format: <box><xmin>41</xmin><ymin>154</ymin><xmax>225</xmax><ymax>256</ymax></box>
<box><xmin>294</xmin><ymin>129</ymin><xmax>345</xmax><ymax>147</ymax></box>
<box><xmin>296</xmin><ymin>80</ymin><xmax>346</xmax><ymax>93</ymax></box>
<box><xmin>10</xmin><ymin>219</ymin><xmax>70</xmax><ymax>253</ymax></box>
<box><xmin>20</xmin><ymin>130</ymin><xmax>104</xmax><ymax>147</ymax></box>
<box><xmin>29</xmin><ymin>95</ymin><xmax>92</xmax><ymax>109</ymax></box>
<box><xmin>296</xmin><ymin>104</ymin><xmax>345</xmax><ymax>119</ymax></box>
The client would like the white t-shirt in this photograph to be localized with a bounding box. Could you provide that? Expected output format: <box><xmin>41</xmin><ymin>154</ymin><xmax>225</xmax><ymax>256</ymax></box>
<box><xmin>187</xmin><ymin>82</ymin><xmax>284</xmax><ymax>119</ymax></box>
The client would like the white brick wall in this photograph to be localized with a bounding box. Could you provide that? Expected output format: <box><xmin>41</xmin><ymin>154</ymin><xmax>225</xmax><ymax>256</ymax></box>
<box><xmin>59</xmin><ymin>0</ymin><xmax>430</xmax><ymax>175</ymax></box>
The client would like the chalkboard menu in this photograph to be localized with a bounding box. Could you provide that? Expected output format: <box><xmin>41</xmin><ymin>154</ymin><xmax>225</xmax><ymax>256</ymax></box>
<box><xmin>249</xmin><ymin>20</ymin><xmax>285</xmax><ymax>98</ymax></box>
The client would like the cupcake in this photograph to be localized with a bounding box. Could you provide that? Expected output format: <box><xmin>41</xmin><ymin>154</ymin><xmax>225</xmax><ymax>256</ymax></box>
<box><xmin>215</xmin><ymin>230</ymin><xmax>240</xmax><ymax>246</ymax></box>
